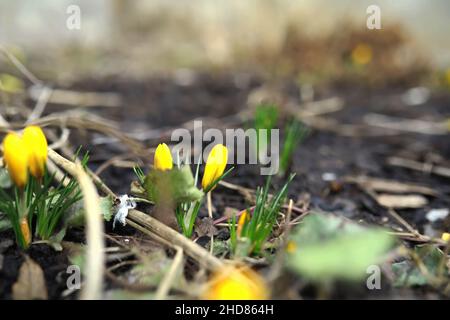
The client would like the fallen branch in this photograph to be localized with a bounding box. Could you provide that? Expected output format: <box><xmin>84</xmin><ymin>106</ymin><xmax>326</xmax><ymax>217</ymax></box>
<box><xmin>127</xmin><ymin>209</ymin><xmax>224</xmax><ymax>271</ymax></box>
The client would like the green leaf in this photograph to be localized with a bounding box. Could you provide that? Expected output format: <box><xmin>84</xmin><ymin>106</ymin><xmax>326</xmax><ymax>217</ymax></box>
<box><xmin>286</xmin><ymin>213</ymin><xmax>394</xmax><ymax>282</ymax></box>
<box><xmin>392</xmin><ymin>244</ymin><xmax>446</xmax><ymax>287</ymax></box>
<box><xmin>144</xmin><ymin>166</ymin><xmax>203</xmax><ymax>205</ymax></box>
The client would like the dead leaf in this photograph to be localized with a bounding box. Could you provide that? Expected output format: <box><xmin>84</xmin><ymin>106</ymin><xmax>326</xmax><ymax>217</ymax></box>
<box><xmin>376</xmin><ymin>194</ymin><xmax>428</xmax><ymax>209</ymax></box>
<box><xmin>12</xmin><ymin>255</ymin><xmax>48</xmax><ymax>300</ymax></box>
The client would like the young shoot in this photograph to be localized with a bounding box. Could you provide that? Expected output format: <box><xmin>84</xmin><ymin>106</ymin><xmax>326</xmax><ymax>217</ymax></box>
<box><xmin>230</xmin><ymin>174</ymin><xmax>295</xmax><ymax>257</ymax></box>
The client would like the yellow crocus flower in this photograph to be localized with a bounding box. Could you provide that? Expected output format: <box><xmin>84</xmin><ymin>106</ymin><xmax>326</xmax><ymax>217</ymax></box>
<box><xmin>2</xmin><ymin>132</ymin><xmax>29</xmax><ymax>188</ymax></box>
<box><xmin>202</xmin><ymin>144</ymin><xmax>228</xmax><ymax>190</ymax></box>
<box><xmin>154</xmin><ymin>143</ymin><xmax>173</xmax><ymax>171</ymax></box>
<box><xmin>23</xmin><ymin>126</ymin><xmax>48</xmax><ymax>179</ymax></box>
<box><xmin>202</xmin><ymin>266</ymin><xmax>269</xmax><ymax>300</ymax></box>
<box><xmin>442</xmin><ymin>232</ymin><xmax>450</xmax><ymax>242</ymax></box>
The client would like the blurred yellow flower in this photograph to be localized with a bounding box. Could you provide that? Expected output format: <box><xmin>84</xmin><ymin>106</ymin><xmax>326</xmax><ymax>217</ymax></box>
<box><xmin>19</xmin><ymin>217</ymin><xmax>31</xmax><ymax>248</ymax></box>
<box><xmin>441</xmin><ymin>232</ymin><xmax>450</xmax><ymax>242</ymax></box>
<box><xmin>351</xmin><ymin>43</ymin><xmax>373</xmax><ymax>66</ymax></box>
<box><xmin>286</xmin><ymin>241</ymin><xmax>297</xmax><ymax>253</ymax></box>
<box><xmin>154</xmin><ymin>143</ymin><xmax>173</xmax><ymax>171</ymax></box>
<box><xmin>202</xmin><ymin>144</ymin><xmax>228</xmax><ymax>190</ymax></box>
<box><xmin>23</xmin><ymin>126</ymin><xmax>48</xmax><ymax>179</ymax></box>
<box><xmin>2</xmin><ymin>132</ymin><xmax>29</xmax><ymax>188</ymax></box>
<box><xmin>202</xmin><ymin>266</ymin><xmax>269</xmax><ymax>300</ymax></box>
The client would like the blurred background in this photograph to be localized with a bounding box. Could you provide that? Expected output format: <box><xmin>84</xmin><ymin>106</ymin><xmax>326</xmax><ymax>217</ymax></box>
<box><xmin>0</xmin><ymin>0</ymin><xmax>449</xmax><ymax>86</ymax></box>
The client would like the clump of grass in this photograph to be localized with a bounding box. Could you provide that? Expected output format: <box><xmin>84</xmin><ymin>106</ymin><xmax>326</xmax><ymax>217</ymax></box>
<box><xmin>230</xmin><ymin>173</ymin><xmax>295</xmax><ymax>257</ymax></box>
<box><xmin>34</xmin><ymin>153</ymin><xmax>88</xmax><ymax>240</ymax></box>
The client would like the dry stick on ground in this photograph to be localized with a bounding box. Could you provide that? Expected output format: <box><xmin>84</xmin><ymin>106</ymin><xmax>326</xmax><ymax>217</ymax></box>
<box><xmin>28</xmin><ymin>112</ymin><xmax>147</xmax><ymax>155</ymax></box>
<box><xmin>26</xmin><ymin>86</ymin><xmax>53</xmax><ymax>124</ymax></box>
<box><xmin>48</xmin><ymin>148</ymin><xmax>116</xmax><ymax>198</ymax></box>
<box><xmin>0</xmin><ymin>45</ymin><xmax>41</xmax><ymax>85</ymax></box>
<box><xmin>388</xmin><ymin>156</ymin><xmax>450</xmax><ymax>179</ymax></box>
<box><xmin>75</xmin><ymin>163</ymin><xmax>105</xmax><ymax>300</ymax></box>
<box><xmin>360</xmin><ymin>186</ymin><xmax>428</xmax><ymax>241</ymax></box>
<box><xmin>127</xmin><ymin>209</ymin><xmax>224</xmax><ymax>271</ymax></box>
<box><xmin>28</xmin><ymin>86</ymin><xmax>122</xmax><ymax>108</ymax></box>
<box><xmin>155</xmin><ymin>246</ymin><xmax>184</xmax><ymax>300</ymax></box>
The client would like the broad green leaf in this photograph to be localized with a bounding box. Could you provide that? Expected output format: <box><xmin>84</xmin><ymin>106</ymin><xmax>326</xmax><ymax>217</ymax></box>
<box><xmin>145</xmin><ymin>166</ymin><xmax>203</xmax><ymax>205</ymax></box>
<box><xmin>392</xmin><ymin>244</ymin><xmax>446</xmax><ymax>287</ymax></box>
<box><xmin>286</xmin><ymin>213</ymin><xmax>394</xmax><ymax>282</ymax></box>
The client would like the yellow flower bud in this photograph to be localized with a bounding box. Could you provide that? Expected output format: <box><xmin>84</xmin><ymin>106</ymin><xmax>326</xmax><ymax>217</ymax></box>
<box><xmin>202</xmin><ymin>266</ymin><xmax>269</xmax><ymax>300</ymax></box>
<box><xmin>23</xmin><ymin>126</ymin><xmax>48</xmax><ymax>179</ymax></box>
<box><xmin>2</xmin><ymin>132</ymin><xmax>29</xmax><ymax>188</ymax></box>
<box><xmin>237</xmin><ymin>210</ymin><xmax>250</xmax><ymax>237</ymax></box>
<box><xmin>202</xmin><ymin>144</ymin><xmax>228</xmax><ymax>190</ymax></box>
<box><xmin>441</xmin><ymin>232</ymin><xmax>450</xmax><ymax>242</ymax></box>
<box><xmin>154</xmin><ymin>143</ymin><xmax>173</xmax><ymax>171</ymax></box>
<box><xmin>19</xmin><ymin>217</ymin><xmax>31</xmax><ymax>248</ymax></box>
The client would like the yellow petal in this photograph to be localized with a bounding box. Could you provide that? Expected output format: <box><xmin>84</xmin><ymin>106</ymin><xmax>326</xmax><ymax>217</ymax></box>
<box><xmin>202</xmin><ymin>144</ymin><xmax>228</xmax><ymax>190</ymax></box>
<box><xmin>2</xmin><ymin>132</ymin><xmax>29</xmax><ymax>188</ymax></box>
<box><xmin>23</xmin><ymin>126</ymin><xmax>48</xmax><ymax>179</ymax></box>
<box><xmin>202</xmin><ymin>266</ymin><xmax>269</xmax><ymax>300</ymax></box>
<box><xmin>154</xmin><ymin>143</ymin><xmax>173</xmax><ymax>171</ymax></box>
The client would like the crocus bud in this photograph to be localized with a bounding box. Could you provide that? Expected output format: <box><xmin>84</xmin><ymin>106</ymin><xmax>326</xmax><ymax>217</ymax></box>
<box><xmin>19</xmin><ymin>217</ymin><xmax>31</xmax><ymax>248</ymax></box>
<box><xmin>202</xmin><ymin>144</ymin><xmax>228</xmax><ymax>191</ymax></box>
<box><xmin>23</xmin><ymin>126</ymin><xmax>48</xmax><ymax>180</ymax></box>
<box><xmin>154</xmin><ymin>143</ymin><xmax>173</xmax><ymax>171</ymax></box>
<box><xmin>237</xmin><ymin>210</ymin><xmax>250</xmax><ymax>237</ymax></box>
<box><xmin>202</xmin><ymin>266</ymin><xmax>269</xmax><ymax>300</ymax></box>
<box><xmin>2</xmin><ymin>132</ymin><xmax>29</xmax><ymax>188</ymax></box>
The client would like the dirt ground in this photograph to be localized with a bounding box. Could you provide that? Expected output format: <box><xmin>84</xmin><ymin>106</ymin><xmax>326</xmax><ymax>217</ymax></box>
<box><xmin>0</xmin><ymin>72</ymin><xmax>449</xmax><ymax>299</ymax></box>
